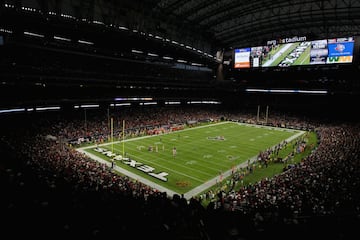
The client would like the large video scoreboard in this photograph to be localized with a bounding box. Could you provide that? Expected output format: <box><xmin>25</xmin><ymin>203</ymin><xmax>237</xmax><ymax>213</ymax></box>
<box><xmin>234</xmin><ymin>36</ymin><xmax>355</xmax><ymax>69</ymax></box>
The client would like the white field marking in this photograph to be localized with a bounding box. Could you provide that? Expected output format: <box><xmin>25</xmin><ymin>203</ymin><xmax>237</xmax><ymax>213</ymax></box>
<box><xmin>183</xmin><ymin>129</ymin><xmax>306</xmax><ymax>199</ymax></box>
<box><xmin>136</xmin><ymin>145</ymin><xmax>145</xmax><ymax>150</ymax></box>
<box><xmin>123</xmin><ymin>134</ymin><xmax>231</xmax><ymax>169</ymax></box>
<box><xmin>78</xmin><ymin>148</ymin><xmax>179</xmax><ymax>197</ymax></box>
<box><xmin>235</xmin><ymin>121</ymin><xmax>300</xmax><ymax>133</ymax></box>
<box><xmin>78</xmin><ymin>121</ymin><xmax>230</xmax><ymax>150</ymax></box>
<box><xmin>250</xmin><ymin>139</ymin><xmax>255</xmax><ymax>141</ymax></box>
<box><xmin>110</xmin><ymin>144</ymin><xmax>215</xmax><ymax>178</ymax></box>
<box><xmin>217</xmin><ymin>150</ymin><xmax>226</xmax><ymax>153</ymax></box>
<box><xmin>203</xmin><ymin>154</ymin><xmax>213</xmax><ymax>159</ymax></box>
<box><xmin>120</xmin><ymin>151</ymin><xmax>208</xmax><ymax>182</ymax></box>
<box><xmin>124</xmin><ymin>140</ymin><xmax>230</xmax><ymax>169</ymax></box>
<box><xmin>77</xmin><ymin>122</ymin><xmax>306</xmax><ymax>200</ymax></box>
<box><xmin>114</xmin><ymin>142</ymin><xmax>227</xmax><ymax>171</ymax></box>
<box><xmin>85</xmin><ymin>121</ymin><xmax>303</xmax><ymax>169</ymax></box>
<box><xmin>185</xmin><ymin>160</ymin><xmax>197</xmax><ymax>165</ymax></box>
<box><xmin>226</xmin><ymin>155</ymin><xmax>239</xmax><ymax>161</ymax></box>
<box><xmin>229</xmin><ymin>145</ymin><xmax>237</xmax><ymax>148</ymax></box>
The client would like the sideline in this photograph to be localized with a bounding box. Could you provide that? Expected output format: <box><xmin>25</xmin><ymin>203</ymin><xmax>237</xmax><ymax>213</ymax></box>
<box><xmin>77</xmin><ymin>121</ymin><xmax>229</xmax><ymax>150</ymax></box>
<box><xmin>183</xmin><ymin>128</ymin><xmax>305</xmax><ymax>199</ymax></box>
<box><xmin>76</xmin><ymin>122</ymin><xmax>305</xmax><ymax>200</ymax></box>
<box><xmin>77</xmin><ymin>148</ymin><xmax>179</xmax><ymax>197</ymax></box>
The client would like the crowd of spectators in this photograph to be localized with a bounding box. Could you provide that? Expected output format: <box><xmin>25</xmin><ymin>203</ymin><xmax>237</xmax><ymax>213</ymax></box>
<box><xmin>1</xmin><ymin>106</ymin><xmax>359</xmax><ymax>239</ymax></box>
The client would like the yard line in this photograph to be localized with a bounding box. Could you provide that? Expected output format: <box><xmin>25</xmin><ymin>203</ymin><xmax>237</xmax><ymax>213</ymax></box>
<box><xmin>130</xmin><ymin>155</ymin><xmax>207</xmax><ymax>183</ymax></box>
<box><xmin>124</xmin><ymin>139</ymin><xmax>231</xmax><ymax>169</ymax></box>
<box><xmin>120</xmin><ymin>143</ymin><xmax>227</xmax><ymax>172</ymax></box>
<box><xmin>78</xmin><ymin>148</ymin><xmax>179</xmax><ymax>197</ymax></box>
<box><xmin>183</xmin><ymin>129</ymin><xmax>306</xmax><ymax>199</ymax></box>
<box><xmin>76</xmin><ymin>122</ymin><xmax>305</xmax><ymax>200</ymax></box>
<box><xmin>78</xmin><ymin>121</ymin><xmax>230</xmax><ymax>150</ymax></box>
<box><xmin>108</xmin><ymin>144</ymin><xmax>214</xmax><ymax>180</ymax></box>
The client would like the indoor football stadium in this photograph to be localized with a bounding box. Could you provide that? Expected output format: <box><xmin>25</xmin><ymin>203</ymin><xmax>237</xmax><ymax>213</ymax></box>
<box><xmin>1</xmin><ymin>1</ymin><xmax>360</xmax><ymax>239</ymax></box>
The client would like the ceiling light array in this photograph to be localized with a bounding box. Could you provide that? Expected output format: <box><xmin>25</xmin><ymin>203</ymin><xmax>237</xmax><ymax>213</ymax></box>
<box><xmin>245</xmin><ymin>88</ymin><xmax>328</xmax><ymax>94</ymax></box>
<box><xmin>0</xmin><ymin>99</ymin><xmax>227</xmax><ymax>115</ymax></box>
<box><xmin>131</xmin><ymin>49</ymin><xmax>204</xmax><ymax>66</ymax></box>
<box><xmin>3</xmin><ymin>3</ymin><xmax>216</xmax><ymax>61</ymax></box>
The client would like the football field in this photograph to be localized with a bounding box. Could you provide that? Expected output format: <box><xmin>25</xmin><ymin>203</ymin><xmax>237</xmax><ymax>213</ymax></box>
<box><xmin>78</xmin><ymin>121</ymin><xmax>304</xmax><ymax>198</ymax></box>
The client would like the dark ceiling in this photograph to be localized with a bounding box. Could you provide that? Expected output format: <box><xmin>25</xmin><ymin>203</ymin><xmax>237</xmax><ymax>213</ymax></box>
<box><xmin>153</xmin><ymin>0</ymin><xmax>360</xmax><ymax>48</ymax></box>
<box><xmin>4</xmin><ymin>0</ymin><xmax>360</xmax><ymax>50</ymax></box>
<box><xmin>1</xmin><ymin>0</ymin><xmax>360</xmax><ymax>107</ymax></box>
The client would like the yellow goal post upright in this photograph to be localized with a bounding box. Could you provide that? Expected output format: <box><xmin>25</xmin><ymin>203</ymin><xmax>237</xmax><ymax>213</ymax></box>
<box><xmin>256</xmin><ymin>105</ymin><xmax>269</xmax><ymax>124</ymax></box>
<box><xmin>122</xmin><ymin>119</ymin><xmax>125</xmax><ymax>157</ymax></box>
<box><xmin>111</xmin><ymin>117</ymin><xmax>114</xmax><ymax>153</ymax></box>
<box><xmin>265</xmin><ymin>105</ymin><xmax>269</xmax><ymax>124</ymax></box>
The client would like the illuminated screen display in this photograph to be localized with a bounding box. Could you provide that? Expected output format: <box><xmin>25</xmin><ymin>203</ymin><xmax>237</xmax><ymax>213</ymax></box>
<box><xmin>326</xmin><ymin>37</ymin><xmax>354</xmax><ymax>64</ymax></box>
<box><xmin>234</xmin><ymin>36</ymin><xmax>354</xmax><ymax>68</ymax></box>
<box><xmin>234</xmin><ymin>48</ymin><xmax>250</xmax><ymax>68</ymax></box>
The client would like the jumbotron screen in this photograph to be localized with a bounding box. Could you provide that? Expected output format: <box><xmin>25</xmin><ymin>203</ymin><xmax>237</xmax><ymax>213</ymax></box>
<box><xmin>234</xmin><ymin>36</ymin><xmax>354</xmax><ymax>68</ymax></box>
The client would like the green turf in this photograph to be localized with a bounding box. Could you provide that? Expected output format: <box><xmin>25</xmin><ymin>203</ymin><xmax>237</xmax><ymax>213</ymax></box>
<box><xmin>83</xmin><ymin>121</ymin><xmax>300</xmax><ymax>194</ymax></box>
<box><xmin>196</xmin><ymin>131</ymin><xmax>317</xmax><ymax>207</ymax></box>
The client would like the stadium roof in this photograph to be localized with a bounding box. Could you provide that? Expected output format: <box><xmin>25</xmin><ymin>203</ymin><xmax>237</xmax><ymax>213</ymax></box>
<box><xmin>1</xmin><ymin>0</ymin><xmax>360</xmax><ymax>107</ymax></box>
<box><xmin>3</xmin><ymin>0</ymin><xmax>360</xmax><ymax>50</ymax></box>
<box><xmin>153</xmin><ymin>0</ymin><xmax>360</xmax><ymax>48</ymax></box>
